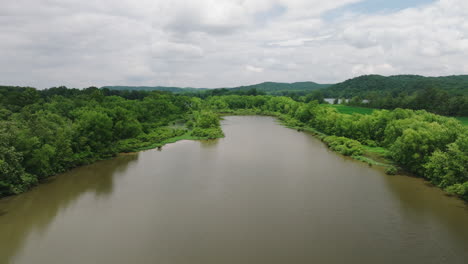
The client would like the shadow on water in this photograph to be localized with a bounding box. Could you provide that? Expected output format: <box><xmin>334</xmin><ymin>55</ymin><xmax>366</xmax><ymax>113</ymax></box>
<box><xmin>0</xmin><ymin>154</ymin><xmax>139</xmax><ymax>264</ymax></box>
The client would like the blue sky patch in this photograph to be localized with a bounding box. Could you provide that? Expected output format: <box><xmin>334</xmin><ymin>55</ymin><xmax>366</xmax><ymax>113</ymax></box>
<box><xmin>255</xmin><ymin>4</ymin><xmax>287</xmax><ymax>24</ymax></box>
<box><xmin>323</xmin><ymin>0</ymin><xmax>436</xmax><ymax>20</ymax></box>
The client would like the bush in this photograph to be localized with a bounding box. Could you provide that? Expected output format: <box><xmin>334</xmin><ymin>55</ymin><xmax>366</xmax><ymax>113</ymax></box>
<box><xmin>445</xmin><ymin>182</ymin><xmax>468</xmax><ymax>200</ymax></box>
<box><xmin>385</xmin><ymin>166</ymin><xmax>398</xmax><ymax>175</ymax></box>
<box><xmin>193</xmin><ymin>111</ymin><xmax>220</xmax><ymax>128</ymax></box>
<box><xmin>363</xmin><ymin>139</ymin><xmax>377</xmax><ymax>147</ymax></box>
<box><xmin>323</xmin><ymin>136</ymin><xmax>364</xmax><ymax>156</ymax></box>
<box><xmin>191</xmin><ymin>127</ymin><xmax>224</xmax><ymax>139</ymax></box>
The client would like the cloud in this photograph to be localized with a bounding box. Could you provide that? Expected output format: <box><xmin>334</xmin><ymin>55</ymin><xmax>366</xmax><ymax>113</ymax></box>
<box><xmin>245</xmin><ymin>65</ymin><xmax>264</xmax><ymax>73</ymax></box>
<box><xmin>352</xmin><ymin>63</ymin><xmax>396</xmax><ymax>75</ymax></box>
<box><xmin>0</xmin><ymin>0</ymin><xmax>467</xmax><ymax>88</ymax></box>
<box><xmin>152</xmin><ymin>42</ymin><xmax>204</xmax><ymax>60</ymax></box>
<box><xmin>268</xmin><ymin>36</ymin><xmax>331</xmax><ymax>47</ymax></box>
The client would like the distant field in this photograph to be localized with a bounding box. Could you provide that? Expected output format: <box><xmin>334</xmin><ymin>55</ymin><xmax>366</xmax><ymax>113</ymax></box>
<box><xmin>456</xmin><ymin>117</ymin><xmax>468</xmax><ymax>126</ymax></box>
<box><xmin>326</xmin><ymin>104</ymin><xmax>375</xmax><ymax>115</ymax></box>
<box><xmin>327</xmin><ymin>104</ymin><xmax>468</xmax><ymax>126</ymax></box>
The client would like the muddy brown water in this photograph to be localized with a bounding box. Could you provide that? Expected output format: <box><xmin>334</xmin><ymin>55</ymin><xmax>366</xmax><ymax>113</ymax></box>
<box><xmin>1</xmin><ymin>116</ymin><xmax>467</xmax><ymax>264</ymax></box>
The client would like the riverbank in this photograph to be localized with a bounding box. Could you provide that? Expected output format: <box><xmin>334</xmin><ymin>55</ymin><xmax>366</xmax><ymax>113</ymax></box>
<box><xmin>0</xmin><ymin>115</ymin><xmax>225</xmax><ymax>199</ymax></box>
<box><xmin>221</xmin><ymin>109</ymin><xmax>468</xmax><ymax>201</ymax></box>
<box><xmin>116</xmin><ymin>130</ymin><xmax>224</xmax><ymax>153</ymax></box>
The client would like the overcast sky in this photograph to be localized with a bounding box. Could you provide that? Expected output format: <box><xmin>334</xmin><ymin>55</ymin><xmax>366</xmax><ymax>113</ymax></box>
<box><xmin>1</xmin><ymin>0</ymin><xmax>468</xmax><ymax>89</ymax></box>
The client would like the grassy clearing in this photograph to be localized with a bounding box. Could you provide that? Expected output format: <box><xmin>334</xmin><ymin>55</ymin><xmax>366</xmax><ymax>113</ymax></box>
<box><xmin>326</xmin><ymin>104</ymin><xmax>375</xmax><ymax>115</ymax></box>
<box><xmin>455</xmin><ymin>117</ymin><xmax>468</xmax><ymax>126</ymax></box>
<box><xmin>363</xmin><ymin>146</ymin><xmax>391</xmax><ymax>156</ymax></box>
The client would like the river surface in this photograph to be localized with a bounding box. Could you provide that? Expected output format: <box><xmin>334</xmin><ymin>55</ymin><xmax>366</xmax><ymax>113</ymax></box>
<box><xmin>1</xmin><ymin>116</ymin><xmax>467</xmax><ymax>264</ymax></box>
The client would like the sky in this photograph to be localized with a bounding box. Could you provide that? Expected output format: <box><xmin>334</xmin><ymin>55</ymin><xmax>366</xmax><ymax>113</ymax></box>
<box><xmin>1</xmin><ymin>0</ymin><xmax>468</xmax><ymax>89</ymax></box>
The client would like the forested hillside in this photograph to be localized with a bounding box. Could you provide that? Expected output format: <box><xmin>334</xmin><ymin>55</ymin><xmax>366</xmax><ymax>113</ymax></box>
<box><xmin>325</xmin><ymin>75</ymin><xmax>468</xmax><ymax>97</ymax></box>
<box><xmin>103</xmin><ymin>81</ymin><xmax>331</xmax><ymax>96</ymax></box>
<box><xmin>324</xmin><ymin>75</ymin><xmax>468</xmax><ymax>116</ymax></box>
<box><xmin>222</xmin><ymin>81</ymin><xmax>331</xmax><ymax>95</ymax></box>
<box><xmin>102</xmin><ymin>86</ymin><xmax>208</xmax><ymax>93</ymax></box>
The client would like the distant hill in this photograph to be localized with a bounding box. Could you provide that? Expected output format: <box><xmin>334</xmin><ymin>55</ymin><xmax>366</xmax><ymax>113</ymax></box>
<box><xmin>101</xmin><ymin>86</ymin><xmax>209</xmax><ymax>93</ymax></box>
<box><xmin>323</xmin><ymin>75</ymin><xmax>468</xmax><ymax>116</ymax></box>
<box><xmin>102</xmin><ymin>81</ymin><xmax>331</xmax><ymax>95</ymax></box>
<box><xmin>225</xmin><ymin>81</ymin><xmax>331</xmax><ymax>94</ymax></box>
<box><xmin>324</xmin><ymin>75</ymin><xmax>468</xmax><ymax>97</ymax></box>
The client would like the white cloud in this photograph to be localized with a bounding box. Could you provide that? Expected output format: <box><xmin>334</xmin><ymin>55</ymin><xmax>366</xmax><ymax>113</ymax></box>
<box><xmin>245</xmin><ymin>65</ymin><xmax>264</xmax><ymax>73</ymax></box>
<box><xmin>268</xmin><ymin>36</ymin><xmax>331</xmax><ymax>47</ymax></box>
<box><xmin>0</xmin><ymin>0</ymin><xmax>467</xmax><ymax>88</ymax></box>
<box><xmin>352</xmin><ymin>63</ymin><xmax>396</xmax><ymax>76</ymax></box>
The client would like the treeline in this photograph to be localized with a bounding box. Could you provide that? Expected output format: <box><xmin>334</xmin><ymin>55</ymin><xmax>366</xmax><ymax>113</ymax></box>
<box><xmin>203</xmin><ymin>95</ymin><xmax>468</xmax><ymax>200</ymax></box>
<box><xmin>324</xmin><ymin>75</ymin><xmax>468</xmax><ymax>116</ymax></box>
<box><xmin>0</xmin><ymin>86</ymin><xmax>222</xmax><ymax>197</ymax></box>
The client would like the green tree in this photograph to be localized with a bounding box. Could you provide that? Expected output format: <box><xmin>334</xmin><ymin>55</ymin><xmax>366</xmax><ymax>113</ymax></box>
<box><xmin>0</xmin><ymin>126</ymin><xmax>37</xmax><ymax>195</ymax></box>
<box><xmin>424</xmin><ymin>133</ymin><xmax>468</xmax><ymax>188</ymax></box>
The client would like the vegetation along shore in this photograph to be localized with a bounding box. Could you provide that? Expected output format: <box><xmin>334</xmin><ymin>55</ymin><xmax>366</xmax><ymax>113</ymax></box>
<box><xmin>1</xmin><ymin>83</ymin><xmax>466</xmax><ymax>201</ymax></box>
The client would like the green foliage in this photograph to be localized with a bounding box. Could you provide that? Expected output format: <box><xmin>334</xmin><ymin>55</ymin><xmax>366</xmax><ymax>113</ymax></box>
<box><xmin>445</xmin><ymin>182</ymin><xmax>468</xmax><ymax>200</ymax></box>
<box><xmin>0</xmin><ymin>86</ymin><xmax>205</xmax><ymax>197</ymax></box>
<box><xmin>294</xmin><ymin>101</ymin><xmax>319</xmax><ymax>123</ymax></box>
<box><xmin>189</xmin><ymin>111</ymin><xmax>224</xmax><ymax>139</ymax></box>
<box><xmin>72</xmin><ymin>109</ymin><xmax>114</xmax><ymax>155</ymax></box>
<box><xmin>116</xmin><ymin>128</ymin><xmax>187</xmax><ymax>152</ymax></box>
<box><xmin>193</xmin><ymin>111</ymin><xmax>220</xmax><ymax>129</ymax></box>
<box><xmin>191</xmin><ymin>127</ymin><xmax>224</xmax><ymax>139</ymax></box>
<box><xmin>385</xmin><ymin>166</ymin><xmax>398</xmax><ymax>175</ymax></box>
<box><xmin>0</xmin><ymin>127</ymin><xmax>37</xmax><ymax>196</ymax></box>
<box><xmin>424</xmin><ymin>134</ymin><xmax>468</xmax><ymax>188</ymax></box>
<box><xmin>305</xmin><ymin>91</ymin><xmax>325</xmax><ymax>104</ymax></box>
<box><xmin>323</xmin><ymin>136</ymin><xmax>364</xmax><ymax>156</ymax></box>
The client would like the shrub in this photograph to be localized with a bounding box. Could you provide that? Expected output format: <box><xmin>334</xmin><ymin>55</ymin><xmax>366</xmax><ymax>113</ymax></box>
<box><xmin>323</xmin><ymin>136</ymin><xmax>364</xmax><ymax>156</ymax></box>
<box><xmin>191</xmin><ymin>127</ymin><xmax>224</xmax><ymax>139</ymax></box>
<box><xmin>445</xmin><ymin>182</ymin><xmax>468</xmax><ymax>200</ymax></box>
<box><xmin>385</xmin><ymin>166</ymin><xmax>398</xmax><ymax>175</ymax></box>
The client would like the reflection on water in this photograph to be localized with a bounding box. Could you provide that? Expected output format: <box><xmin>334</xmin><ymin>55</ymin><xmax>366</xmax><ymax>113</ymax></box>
<box><xmin>0</xmin><ymin>116</ymin><xmax>467</xmax><ymax>264</ymax></box>
<box><xmin>0</xmin><ymin>154</ymin><xmax>138</xmax><ymax>264</ymax></box>
<box><xmin>199</xmin><ymin>138</ymin><xmax>220</xmax><ymax>148</ymax></box>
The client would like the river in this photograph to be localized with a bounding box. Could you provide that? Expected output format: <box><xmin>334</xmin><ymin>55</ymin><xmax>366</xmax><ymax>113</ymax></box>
<box><xmin>1</xmin><ymin>116</ymin><xmax>467</xmax><ymax>263</ymax></box>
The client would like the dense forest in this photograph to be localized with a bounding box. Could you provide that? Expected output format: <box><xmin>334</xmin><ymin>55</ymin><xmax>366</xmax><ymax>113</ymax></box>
<box><xmin>324</xmin><ymin>75</ymin><xmax>468</xmax><ymax>116</ymax></box>
<box><xmin>0</xmin><ymin>85</ymin><xmax>467</xmax><ymax>201</ymax></box>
